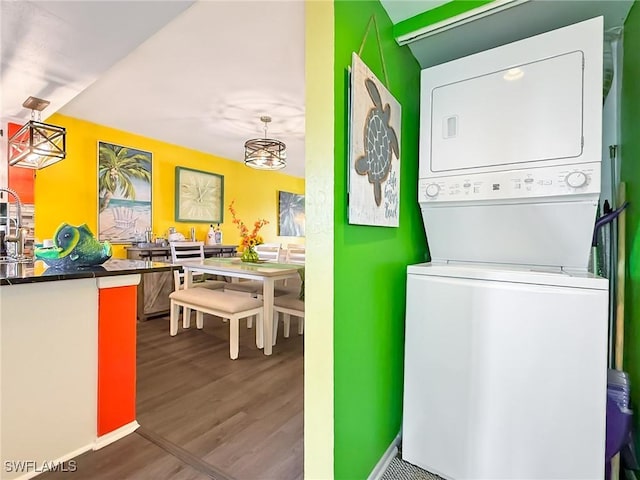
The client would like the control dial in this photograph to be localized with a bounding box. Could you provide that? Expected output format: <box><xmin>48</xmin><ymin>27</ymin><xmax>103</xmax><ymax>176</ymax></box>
<box><xmin>424</xmin><ymin>183</ymin><xmax>440</xmax><ymax>198</ymax></box>
<box><xmin>565</xmin><ymin>171</ymin><xmax>588</xmax><ymax>188</ymax></box>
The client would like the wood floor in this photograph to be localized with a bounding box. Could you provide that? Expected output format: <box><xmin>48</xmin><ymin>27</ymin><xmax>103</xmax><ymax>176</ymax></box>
<box><xmin>39</xmin><ymin>313</ymin><xmax>304</xmax><ymax>480</ymax></box>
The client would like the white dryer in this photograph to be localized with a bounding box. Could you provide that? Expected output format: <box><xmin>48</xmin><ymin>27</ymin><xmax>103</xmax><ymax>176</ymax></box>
<box><xmin>418</xmin><ymin>15</ymin><xmax>603</xmax><ymax>270</ymax></box>
<box><xmin>403</xmin><ymin>16</ymin><xmax>608</xmax><ymax>480</ymax></box>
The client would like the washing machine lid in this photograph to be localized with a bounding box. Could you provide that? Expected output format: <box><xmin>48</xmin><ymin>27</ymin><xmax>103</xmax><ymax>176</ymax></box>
<box><xmin>407</xmin><ymin>262</ymin><xmax>608</xmax><ymax>290</ymax></box>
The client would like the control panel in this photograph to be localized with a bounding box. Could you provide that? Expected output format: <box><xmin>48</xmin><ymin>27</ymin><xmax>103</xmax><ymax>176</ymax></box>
<box><xmin>419</xmin><ymin>162</ymin><xmax>600</xmax><ymax>203</ymax></box>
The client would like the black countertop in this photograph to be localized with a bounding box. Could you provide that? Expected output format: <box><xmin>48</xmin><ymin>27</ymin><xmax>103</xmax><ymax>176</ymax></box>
<box><xmin>126</xmin><ymin>244</ymin><xmax>237</xmax><ymax>252</ymax></box>
<box><xmin>0</xmin><ymin>258</ymin><xmax>178</xmax><ymax>286</ymax></box>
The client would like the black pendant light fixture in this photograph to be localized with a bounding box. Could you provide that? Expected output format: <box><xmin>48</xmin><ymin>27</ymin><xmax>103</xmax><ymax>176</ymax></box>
<box><xmin>244</xmin><ymin>116</ymin><xmax>286</xmax><ymax>170</ymax></box>
<box><xmin>8</xmin><ymin>96</ymin><xmax>66</xmax><ymax>169</ymax></box>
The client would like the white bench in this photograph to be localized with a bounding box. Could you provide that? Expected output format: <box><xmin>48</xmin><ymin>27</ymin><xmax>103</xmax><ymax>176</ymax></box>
<box><xmin>169</xmin><ymin>288</ymin><xmax>263</xmax><ymax>360</ymax></box>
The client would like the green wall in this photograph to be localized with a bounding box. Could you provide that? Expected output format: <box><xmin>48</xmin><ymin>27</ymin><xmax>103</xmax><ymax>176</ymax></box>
<box><xmin>331</xmin><ymin>1</ymin><xmax>640</xmax><ymax>477</ymax></box>
<box><xmin>621</xmin><ymin>0</ymin><xmax>640</xmax><ymax>439</ymax></box>
<box><xmin>333</xmin><ymin>1</ymin><xmax>426</xmax><ymax>478</ymax></box>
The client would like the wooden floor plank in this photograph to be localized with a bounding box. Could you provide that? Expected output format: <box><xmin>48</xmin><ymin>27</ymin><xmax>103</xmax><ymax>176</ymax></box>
<box><xmin>136</xmin><ymin>426</ymin><xmax>236</xmax><ymax>480</ymax></box>
<box><xmin>38</xmin><ymin>313</ymin><xmax>304</xmax><ymax>480</ymax></box>
<box><xmin>38</xmin><ymin>431</ymin><xmax>212</xmax><ymax>480</ymax></box>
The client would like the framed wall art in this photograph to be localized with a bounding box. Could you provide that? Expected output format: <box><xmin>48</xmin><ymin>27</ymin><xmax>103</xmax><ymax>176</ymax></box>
<box><xmin>348</xmin><ymin>52</ymin><xmax>401</xmax><ymax>227</ymax></box>
<box><xmin>175</xmin><ymin>166</ymin><xmax>224</xmax><ymax>223</ymax></box>
<box><xmin>278</xmin><ymin>191</ymin><xmax>305</xmax><ymax>237</ymax></box>
<box><xmin>98</xmin><ymin>141</ymin><xmax>152</xmax><ymax>243</ymax></box>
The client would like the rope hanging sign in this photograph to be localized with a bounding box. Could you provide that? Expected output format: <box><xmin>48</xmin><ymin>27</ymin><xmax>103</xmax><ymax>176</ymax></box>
<box><xmin>357</xmin><ymin>15</ymin><xmax>390</xmax><ymax>89</ymax></box>
<box><xmin>348</xmin><ymin>15</ymin><xmax>401</xmax><ymax>228</ymax></box>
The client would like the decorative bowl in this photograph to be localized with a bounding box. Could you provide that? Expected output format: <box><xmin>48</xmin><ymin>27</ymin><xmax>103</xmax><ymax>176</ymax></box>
<box><xmin>35</xmin><ymin>223</ymin><xmax>112</xmax><ymax>269</ymax></box>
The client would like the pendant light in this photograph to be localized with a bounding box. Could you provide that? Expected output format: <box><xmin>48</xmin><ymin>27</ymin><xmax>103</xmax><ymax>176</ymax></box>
<box><xmin>8</xmin><ymin>96</ymin><xmax>66</xmax><ymax>169</ymax></box>
<box><xmin>244</xmin><ymin>116</ymin><xmax>286</xmax><ymax>170</ymax></box>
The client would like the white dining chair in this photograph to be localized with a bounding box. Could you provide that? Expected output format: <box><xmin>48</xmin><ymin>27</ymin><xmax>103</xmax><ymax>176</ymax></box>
<box><xmin>272</xmin><ymin>294</ymin><xmax>304</xmax><ymax>345</ymax></box>
<box><xmin>170</xmin><ymin>241</ymin><xmax>227</xmax><ymax>327</ymax></box>
<box><xmin>170</xmin><ymin>241</ymin><xmax>227</xmax><ymax>291</ymax></box>
<box><xmin>274</xmin><ymin>244</ymin><xmax>305</xmax><ymax>296</ymax></box>
<box><xmin>255</xmin><ymin>243</ymin><xmax>282</xmax><ymax>262</ymax></box>
<box><xmin>285</xmin><ymin>244</ymin><xmax>305</xmax><ymax>264</ymax></box>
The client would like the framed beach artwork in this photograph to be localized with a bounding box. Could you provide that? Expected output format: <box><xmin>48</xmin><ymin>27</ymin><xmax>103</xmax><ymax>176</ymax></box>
<box><xmin>97</xmin><ymin>141</ymin><xmax>152</xmax><ymax>243</ymax></box>
<box><xmin>348</xmin><ymin>52</ymin><xmax>401</xmax><ymax>227</ymax></box>
<box><xmin>278</xmin><ymin>191</ymin><xmax>305</xmax><ymax>237</ymax></box>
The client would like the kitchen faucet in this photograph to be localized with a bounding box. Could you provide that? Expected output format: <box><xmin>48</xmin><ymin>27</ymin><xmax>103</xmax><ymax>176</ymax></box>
<box><xmin>0</xmin><ymin>187</ymin><xmax>29</xmax><ymax>260</ymax></box>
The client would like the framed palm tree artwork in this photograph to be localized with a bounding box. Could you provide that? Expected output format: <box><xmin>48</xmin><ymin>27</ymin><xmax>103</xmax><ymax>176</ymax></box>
<box><xmin>98</xmin><ymin>141</ymin><xmax>152</xmax><ymax>243</ymax></box>
<box><xmin>278</xmin><ymin>191</ymin><xmax>305</xmax><ymax>237</ymax></box>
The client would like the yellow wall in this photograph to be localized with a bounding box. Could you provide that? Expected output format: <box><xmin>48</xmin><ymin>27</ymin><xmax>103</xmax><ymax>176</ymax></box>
<box><xmin>304</xmin><ymin>0</ymin><xmax>334</xmax><ymax>478</ymax></box>
<box><xmin>34</xmin><ymin>114</ymin><xmax>304</xmax><ymax>258</ymax></box>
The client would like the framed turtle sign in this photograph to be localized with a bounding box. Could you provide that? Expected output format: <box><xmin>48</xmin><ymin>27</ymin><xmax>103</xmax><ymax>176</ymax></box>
<box><xmin>348</xmin><ymin>52</ymin><xmax>401</xmax><ymax>227</ymax></box>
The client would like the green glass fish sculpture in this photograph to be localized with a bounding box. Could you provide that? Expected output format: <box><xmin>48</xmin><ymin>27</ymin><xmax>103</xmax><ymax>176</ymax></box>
<box><xmin>35</xmin><ymin>223</ymin><xmax>112</xmax><ymax>269</ymax></box>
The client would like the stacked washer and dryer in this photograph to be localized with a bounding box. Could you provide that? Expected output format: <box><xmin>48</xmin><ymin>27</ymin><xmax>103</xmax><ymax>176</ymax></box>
<box><xmin>402</xmin><ymin>17</ymin><xmax>609</xmax><ymax>480</ymax></box>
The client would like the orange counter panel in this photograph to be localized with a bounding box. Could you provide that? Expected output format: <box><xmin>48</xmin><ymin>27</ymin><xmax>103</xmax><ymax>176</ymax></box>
<box><xmin>97</xmin><ymin>285</ymin><xmax>137</xmax><ymax>436</ymax></box>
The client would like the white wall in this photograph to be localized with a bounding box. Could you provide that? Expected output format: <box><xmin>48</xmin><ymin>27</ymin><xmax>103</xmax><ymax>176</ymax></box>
<box><xmin>601</xmin><ymin>30</ymin><xmax>624</xmax><ymax>206</ymax></box>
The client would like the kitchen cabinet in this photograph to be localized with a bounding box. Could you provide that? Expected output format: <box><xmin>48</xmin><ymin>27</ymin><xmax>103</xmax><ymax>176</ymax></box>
<box><xmin>126</xmin><ymin>244</ymin><xmax>237</xmax><ymax>320</ymax></box>
<box><xmin>0</xmin><ymin>260</ymin><xmax>178</xmax><ymax>471</ymax></box>
<box><xmin>126</xmin><ymin>247</ymin><xmax>172</xmax><ymax>321</ymax></box>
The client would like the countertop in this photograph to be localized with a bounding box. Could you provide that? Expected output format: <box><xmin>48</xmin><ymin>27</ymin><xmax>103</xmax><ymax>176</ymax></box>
<box><xmin>126</xmin><ymin>244</ymin><xmax>237</xmax><ymax>251</ymax></box>
<box><xmin>0</xmin><ymin>258</ymin><xmax>179</xmax><ymax>286</ymax></box>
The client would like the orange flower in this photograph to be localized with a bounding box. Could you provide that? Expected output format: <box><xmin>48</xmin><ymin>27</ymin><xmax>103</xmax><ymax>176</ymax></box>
<box><xmin>228</xmin><ymin>200</ymin><xmax>269</xmax><ymax>250</ymax></box>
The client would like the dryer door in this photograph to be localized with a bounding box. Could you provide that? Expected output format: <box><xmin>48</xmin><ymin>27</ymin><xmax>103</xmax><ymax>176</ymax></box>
<box><xmin>430</xmin><ymin>51</ymin><xmax>584</xmax><ymax>173</ymax></box>
<box><xmin>419</xmin><ymin>16</ymin><xmax>603</xmax><ymax>179</ymax></box>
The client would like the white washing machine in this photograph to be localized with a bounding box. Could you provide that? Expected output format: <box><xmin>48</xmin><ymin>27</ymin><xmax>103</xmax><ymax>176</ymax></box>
<box><xmin>403</xmin><ymin>264</ymin><xmax>608</xmax><ymax>479</ymax></box>
<box><xmin>403</xmin><ymin>17</ymin><xmax>608</xmax><ymax>480</ymax></box>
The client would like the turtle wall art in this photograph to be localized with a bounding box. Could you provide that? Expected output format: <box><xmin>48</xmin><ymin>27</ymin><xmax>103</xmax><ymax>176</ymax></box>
<box><xmin>348</xmin><ymin>52</ymin><xmax>401</xmax><ymax>227</ymax></box>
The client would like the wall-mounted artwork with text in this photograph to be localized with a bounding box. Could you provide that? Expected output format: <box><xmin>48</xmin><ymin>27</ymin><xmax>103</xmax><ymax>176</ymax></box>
<box><xmin>348</xmin><ymin>52</ymin><xmax>401</xmax><ymax>227</ymax></box>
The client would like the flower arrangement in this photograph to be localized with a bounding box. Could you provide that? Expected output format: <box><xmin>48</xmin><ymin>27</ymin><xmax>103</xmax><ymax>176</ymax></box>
<box><xmin>228</xmin><ymin>200</ymin><xmax>268</xmax><ymax>261</ymax></box>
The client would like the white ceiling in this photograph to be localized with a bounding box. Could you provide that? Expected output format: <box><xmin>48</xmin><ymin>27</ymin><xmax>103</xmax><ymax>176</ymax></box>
<box><xmin>0</xmin><ymin>1</ymin><xmax>193</xmax><ymax>124</ymax></box>
<box><xmin>380</xmin><ymin>0</ymin><xmax>449</xmax><ymax>24</ymax></box>
<box><xmin>1</xmin><ymin>0</ymin><xmax>306</xmax><ymax>178</ymax></box>
<box><xmin>2</xmin><ymin>0</ymin><xmax>633</xmax><ymax>180</ymax></box>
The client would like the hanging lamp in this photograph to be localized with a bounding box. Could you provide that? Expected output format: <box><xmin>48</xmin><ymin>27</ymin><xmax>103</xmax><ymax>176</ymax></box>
<box><xmin>8</xmin><ymin>96</ymin><xmax>66</xmax><ymax>169</ymax></box>
<box><xmin>244</xmin><ymin>116</ymin><xmax>286</xmax><ymax>170</ymax></box>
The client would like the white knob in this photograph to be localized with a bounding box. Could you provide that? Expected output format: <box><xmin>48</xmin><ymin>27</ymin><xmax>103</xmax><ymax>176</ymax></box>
<box><xmin>425</xmin><ymin>183</ymin><xmax>440</xmax><ymax>198</ymax></box>
<box><xmin>565</xmin><ymin>171</ymin><xmax>588</xmax><ymax>188</ymax></box>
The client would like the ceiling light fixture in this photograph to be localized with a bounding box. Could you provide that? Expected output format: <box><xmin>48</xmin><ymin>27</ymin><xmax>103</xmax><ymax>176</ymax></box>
<box><xmin>8</xmin><ymin>96</ymin><xmax>66</xmax><ymax>169</ymax></box>
<box><xmin>244</xmin><ymin>116</ymin><xmax>286</xmax><ymax>171</ymax></box>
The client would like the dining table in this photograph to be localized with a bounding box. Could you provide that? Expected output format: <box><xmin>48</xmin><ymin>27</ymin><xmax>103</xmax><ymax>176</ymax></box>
<box><xmin>180</xmin><ymin>257</ymin><xmax>304</xmax><ymax>355</ymax></box>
